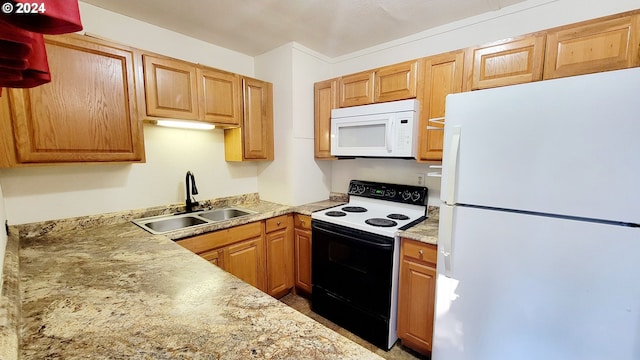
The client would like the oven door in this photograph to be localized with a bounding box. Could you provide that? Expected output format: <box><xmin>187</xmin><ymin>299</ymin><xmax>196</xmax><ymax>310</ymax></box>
<box><xmin>311</xmin><ymin>219</ymin><xmax>395</xmax><ymax>316</ymax></box>
<box><xmin>311</xmin><ymin>219</ymin><xmax>398</xmax><ymax>349</ymax></box>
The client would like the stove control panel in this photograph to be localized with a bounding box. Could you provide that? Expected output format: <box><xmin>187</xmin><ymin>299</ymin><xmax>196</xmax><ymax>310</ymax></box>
<box><xmin>348</xmin><ymin>180</ymin><xmax>428</xmax><ymax>205</ymax></box>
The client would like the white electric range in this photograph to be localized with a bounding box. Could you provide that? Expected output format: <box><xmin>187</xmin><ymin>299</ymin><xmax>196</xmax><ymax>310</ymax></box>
<box><xmin>310</xmin><ymin>180</ymin><xmax>428</xmax><ymax>350</ymax></box>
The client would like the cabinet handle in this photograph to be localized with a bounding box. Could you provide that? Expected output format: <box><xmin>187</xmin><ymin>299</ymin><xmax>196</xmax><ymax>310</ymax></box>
<box><xmin>277</xmin><ymin>221</ymin><xmax>281</xmax><ymax>226</ymax></box>
<box><xmin>418</xmin><ymin>249</ymin><xmax>424</xmax><ymax>255</ymax></box>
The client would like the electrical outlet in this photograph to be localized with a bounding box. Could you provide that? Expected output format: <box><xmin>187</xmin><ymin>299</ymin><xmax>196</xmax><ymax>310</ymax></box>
<box><xmin>415</xmin><ymin>173</ymin><xmax>426</xmax><ymax>186</ymax></box>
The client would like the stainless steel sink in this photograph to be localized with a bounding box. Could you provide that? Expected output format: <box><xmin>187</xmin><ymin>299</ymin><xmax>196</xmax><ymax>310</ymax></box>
<box><xmin>143</xmin><ymin>216</ymin><xmax>207</xmax><ymax>233</ymax></box>
<box><xmin>132</xmin><ymin>207</ymin><xmax>257</xmax><ymax>235</ymax></box>
<box><xmin>198</xmin><ymin>208</ymin><xmax>254</xmax><ymax>222</ymax></box>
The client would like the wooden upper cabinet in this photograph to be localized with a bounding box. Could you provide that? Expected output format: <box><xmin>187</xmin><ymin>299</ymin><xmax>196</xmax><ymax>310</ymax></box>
<box><xmin>143</xmin><ymin>54</ymin><xmax>199</xmax><ymax>120</ymax></box>
<box><xmin>141</xmin><ymin>53</ymin><xmax>242</xmax><ymax>127</ymax></box>
<box><xmin>338</xmin><ymin>71</ymin><xmax>374</xmax><ymax>107</ymax></box>
<box><xmin>197</xmin><ymin>68</ymin><xmax>242</xmax><ymax>126</ymax></box>
<box><xmin>3</xmin><ymin>34</ymin><xmax>144</xmax><ymax>165</ymax></box>
<box><xmin>242</xmin><ymin>77</ymin><xmax>274</xmax><ymax>160</ymax></box>
<box><xmin>224</xmin><ymin>77</ymin><xmax>274</xmax><ymax>161</ymax></box>
<box><xmin>313</xmin><ymin>78</ymin><xmax>338</xmax><ymax>159</ymax></box>
<box><xmin>544</xmin><ymin>14</ymin><xmax>640</xmax><ymax>80</ymax></box>
<box><xmin>374</xmin><ymin>60</ymin><xmax>419</xmax><ymax>103</ymax></box>
<box><xmin>418</xmin><ymin>51</ymin><xmax>464</xmax><ymax>162</ymax></box>
<box><xmin>465</xmin><ymin>35</ymin><xmax>546</xmax><ymax>90</ymax></box>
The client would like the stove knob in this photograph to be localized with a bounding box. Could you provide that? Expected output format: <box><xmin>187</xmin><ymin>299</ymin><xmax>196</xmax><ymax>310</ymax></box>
<box><xmin>357</xmin><ymin>185</ymin><xmax>366</xmax><ymax>194</ymax></box>
<box><xmin>401</xmin><ymin>190</ymin><xmax>411</xmax><ymax>201</ymax></box>
<box><xmin>386</xmin><ymin>189</ymin><xmax>396</xmax><ymax>198</ymax></box>
<box><xmin>411</xmin><ymin>191</ymin><xmax>422</xmax><ymax>202</ymax></box>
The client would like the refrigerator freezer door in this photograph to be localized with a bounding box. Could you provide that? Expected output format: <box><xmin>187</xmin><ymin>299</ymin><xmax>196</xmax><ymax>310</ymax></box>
<box><xmin>441</xmin><ymin>68</ymin><xmax>640</xmax><ymax>224</ymax></box>
<box><xmin>433</xmin><ymin>205</ymin><xmax>640</xmax><ymax>360</ymax></box>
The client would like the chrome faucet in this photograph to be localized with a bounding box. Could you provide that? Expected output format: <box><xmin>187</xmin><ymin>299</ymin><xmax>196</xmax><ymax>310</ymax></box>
<box><xmin>185</xmin><ymin>171</ymin><xmax>199</xmax><ymax>213</ymax></box>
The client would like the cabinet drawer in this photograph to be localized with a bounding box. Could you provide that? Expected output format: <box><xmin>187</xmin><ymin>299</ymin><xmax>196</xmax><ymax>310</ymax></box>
<box><xmin>266</xmin><ymin>214</ymin><xmax>289</xmax><ymax>233</ymax></box>
<box><xmin>294</xmin><ymin>214</ymin><xmax>311</xmax><ymax>230</ymax></box>
<box><xmin>402</xmin><ymin>239</ymin><xmax>437</xmax><ymax>264</ymax></box>
<box><xmin>176</xmin><ymin>221</ymin><xmax>263</xmax><ymax>254</ymax></box>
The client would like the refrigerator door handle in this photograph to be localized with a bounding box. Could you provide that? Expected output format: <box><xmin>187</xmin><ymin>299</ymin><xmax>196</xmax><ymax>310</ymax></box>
<box><xmin>444</xmin><ymin>126</ymin><xmax>461</xmax><ymax>205</ymax></box>
<box><xmin>439</xmin><ymin>204</ymin><xmax>454</xmax><ymax>277</ymax></box>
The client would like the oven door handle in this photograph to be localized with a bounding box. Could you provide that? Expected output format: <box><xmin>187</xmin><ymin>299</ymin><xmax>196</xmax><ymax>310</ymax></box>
<box><xmin>313</xmin><ymin>222</ymin><xmax>394</xmax><ymax>250</ymax></box>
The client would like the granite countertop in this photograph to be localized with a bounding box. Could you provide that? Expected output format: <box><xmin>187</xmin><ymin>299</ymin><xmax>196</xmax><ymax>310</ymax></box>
<box><xmin>12</xmin><ymin>196</ymin><xmax>381</xmax><ymax>360</ymax></box>
<box><xmin>1</xmin><ymin>193</ymin><xmax>438</xmax><ymax>359</ymax></box>
<box><xmin>397</xmin><ymin>206</ymin><xmax>440</xmax><ymax>245</ymax></box>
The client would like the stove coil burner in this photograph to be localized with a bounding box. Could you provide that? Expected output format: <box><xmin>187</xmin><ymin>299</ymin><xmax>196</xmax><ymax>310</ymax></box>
<box><xmin>387</xmin><ymin>213</ymin><xmax>410</xmax><ymax>221</ymax></box>
<box><xmin>342</xmin><ymin>206</ymin><xmax>368</xmax><ymax>213</ymax></box>
<box><xmin>325</xmin><ymin>211</ymin><xmax>347</xmax><ymax>217</ymax></box>
<box><xmin>365</xmin><ymin>218</ymin><xmax>398</xmax><ymax>227</ymax></box>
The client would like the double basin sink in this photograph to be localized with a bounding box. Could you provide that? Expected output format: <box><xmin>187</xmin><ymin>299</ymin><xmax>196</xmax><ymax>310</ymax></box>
<box><xmin>133</xmin><ymin>207</ymin><xmax>256</xmax><ymax>235</ymax></box>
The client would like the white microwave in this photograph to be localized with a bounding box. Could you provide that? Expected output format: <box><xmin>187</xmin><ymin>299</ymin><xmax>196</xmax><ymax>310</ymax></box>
<box><xmin>330</xmin><ymin>99</ymin><xmax>420</xmax><ymax>158</ymax></box>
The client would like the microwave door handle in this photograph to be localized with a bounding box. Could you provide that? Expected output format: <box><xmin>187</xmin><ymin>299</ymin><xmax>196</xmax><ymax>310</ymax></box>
<box><xmin>386</xmin><ymin>120</ymin><xmax>394</xmax><ymax>153</ymax></box>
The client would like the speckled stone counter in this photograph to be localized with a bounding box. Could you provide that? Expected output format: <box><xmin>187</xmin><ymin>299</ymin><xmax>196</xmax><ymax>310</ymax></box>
<box><xmin>0</xmin><ymin>230</ymin><xmax>19</xmax><ymax>360</ymax></box>
<box><xmin>16</xmin><ymin>197</ymin><xmax>380</xmax><ymax>359</ymax></box>
<box><xmin>397</xmin><ymin>206</ymin><xmax>440</xmax><ymax>245</ymax></box>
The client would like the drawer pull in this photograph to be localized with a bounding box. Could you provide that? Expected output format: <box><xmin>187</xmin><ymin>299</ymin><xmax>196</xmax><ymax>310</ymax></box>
<box><xmin>418</xmin><ymin>249</ymin><xmax>424</xmax><ymax>255</ymax></box>
<box><xmin>277</xmin><ymin>221</ymin><xmax>281</xmax><ymax>226</ymax></box>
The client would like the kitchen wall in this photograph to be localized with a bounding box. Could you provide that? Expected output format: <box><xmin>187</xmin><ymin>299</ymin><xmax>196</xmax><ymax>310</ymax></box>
<box><xmin>254</xmin><ymin>43</ymin><xmax>333</xmax><ymax>206</ymax></box>
<box><xmin>0</xmin><ymin>0</ymin><xmax>637</xmax><ymax>225</ymax></box>
<box><xmin>322</xmin><ymin>0</ymin><xmax>640</xmax><ymax>204</ymax></box>
<box><xmin>0</xmin><ymin>3</ymin><xmax>260</xmax><ymax>225</ymax></box>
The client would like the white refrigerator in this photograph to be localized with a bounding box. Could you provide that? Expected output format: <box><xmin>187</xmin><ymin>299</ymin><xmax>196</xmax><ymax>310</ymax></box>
<box><xmin>434</xmin><ymin>67</ymin><xmax>640</xmax><ymax>360</ymax></box>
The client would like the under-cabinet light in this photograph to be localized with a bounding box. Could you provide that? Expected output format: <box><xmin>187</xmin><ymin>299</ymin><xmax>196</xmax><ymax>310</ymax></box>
<box><xmin>154</xmin><ymin>120</ymin><xmax>216</xmax><ymax>130</ymax></box>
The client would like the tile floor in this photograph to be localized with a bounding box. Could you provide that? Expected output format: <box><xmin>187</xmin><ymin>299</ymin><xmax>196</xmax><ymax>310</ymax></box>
<box><xmin>279</xmin><ymin>293</ymin><xmax>429</xmax><ymax>360</ymax></box>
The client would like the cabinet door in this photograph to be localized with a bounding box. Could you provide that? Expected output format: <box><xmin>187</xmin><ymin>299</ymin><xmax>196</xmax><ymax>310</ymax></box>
<box><xmin>465</xmin><ymin>35</ymin><xmax>545</xmax><ymax>90</ymax></box>
<box><xmin>197</xmin><ymin>67</ymin><xmax>242</xmax><ymax>126</ymax></box>
<box><xmin>242</xmin><ymin>77</ymin><xmax>274</xmax><ymax>160</ymax></box>
<box><xmin>143</xmin><ymin>54</ymin><xmax>199</xmax><ymax>120</ymax></box>
<box><xmin>7</xmin><ymin>34</ymin><xmax>144</xmax><ymax>164</ymax></box>
<box><xmin>224</xmin><ymin>236</ymin><xmax>266</xmax><ymax>292</ymax></box>
<box><xmin>294</xmin><ymin>217</ymin><xmax>312</xmax><ymax>295</ymax></box>
<box><xmin>200</xmin><ymin>248</ymin><xmax>224</xmax><ymax>268</ymax></box>
<box><xmin>313</xmin><ymin>78</ymin><xmax>337</xmax><ymax>159</ymax></box>
<box><xmin>418</xmin><ymin>51</ymin><xmax>464</xmax><ymax>161</ymax></box>
<box><xmin>338</xmin><ymin>71</ymin><xmax>374</xmax><ymax>107</ymax></box>
<box><xmin>374</xmin><ymin>60</ymin><xmax>419</xmax><ymax>103</ymax></box>
<box><xmin>265</xmin><ymin>215</ymin><xmax>294</xmax><ymax>298</ymax></box>
<box><xmin>544</xmin><ymin>14</ymin><xmax>640</xmax><ymax>80</ymax></box>
<box><xmin>398</xmin><ymin>239</ymin><xmax>437</xmax><ymax>355</ymax></box>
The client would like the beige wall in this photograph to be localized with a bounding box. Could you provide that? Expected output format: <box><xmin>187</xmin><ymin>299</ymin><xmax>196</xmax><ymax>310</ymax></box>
<box><xmin>0</xmin><ymin>0</ymin><xmax>638</xmax><ymax>224</ymax></box>
<box><xmin>0</xmin><ymin>3</ymin><xmax>260</xmax><ymax>225</ymax></box>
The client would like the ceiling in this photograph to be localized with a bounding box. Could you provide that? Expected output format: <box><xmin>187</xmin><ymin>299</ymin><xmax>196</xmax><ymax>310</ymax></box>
<box><xmin>81</xmin><ymin>0</ymin><xmax>527</xmax><ymax>57</ymax></box>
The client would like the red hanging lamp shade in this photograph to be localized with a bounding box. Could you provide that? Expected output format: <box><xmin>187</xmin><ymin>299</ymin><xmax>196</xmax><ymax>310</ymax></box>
<box><xmin>0</xmin><ymin>0</ymin><xmax>82</xmax><ymax>89</ymax></box>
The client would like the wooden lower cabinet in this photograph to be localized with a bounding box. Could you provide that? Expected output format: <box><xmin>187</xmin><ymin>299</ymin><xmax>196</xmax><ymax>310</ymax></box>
<box><xmin>199</xmin><ymin>248</ymin><xmax>224</xmax><ymax>268</ymax></box>
<box><xmin>265</xmin><ymin>215</ymin><xmax>294</xmax><ymax>298</ymax></box>
<box><xmin>176</xmin><ymin>221</ymin><xmax>266</xmax><ymax>292</ymax></box>
<box><xmin>293</xmin><ymin>214</ymin><xmax>312</xmax><ymax>295</ymax></box>
<box><xmin>224</xmin><ymin>237</ymin><xmax>265</xmax><ymax>291</ymax></box>
<box><xmin>397</xmin><ymin>238</ymin><xmax>437</xmax><ymax>355</ymax></box>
